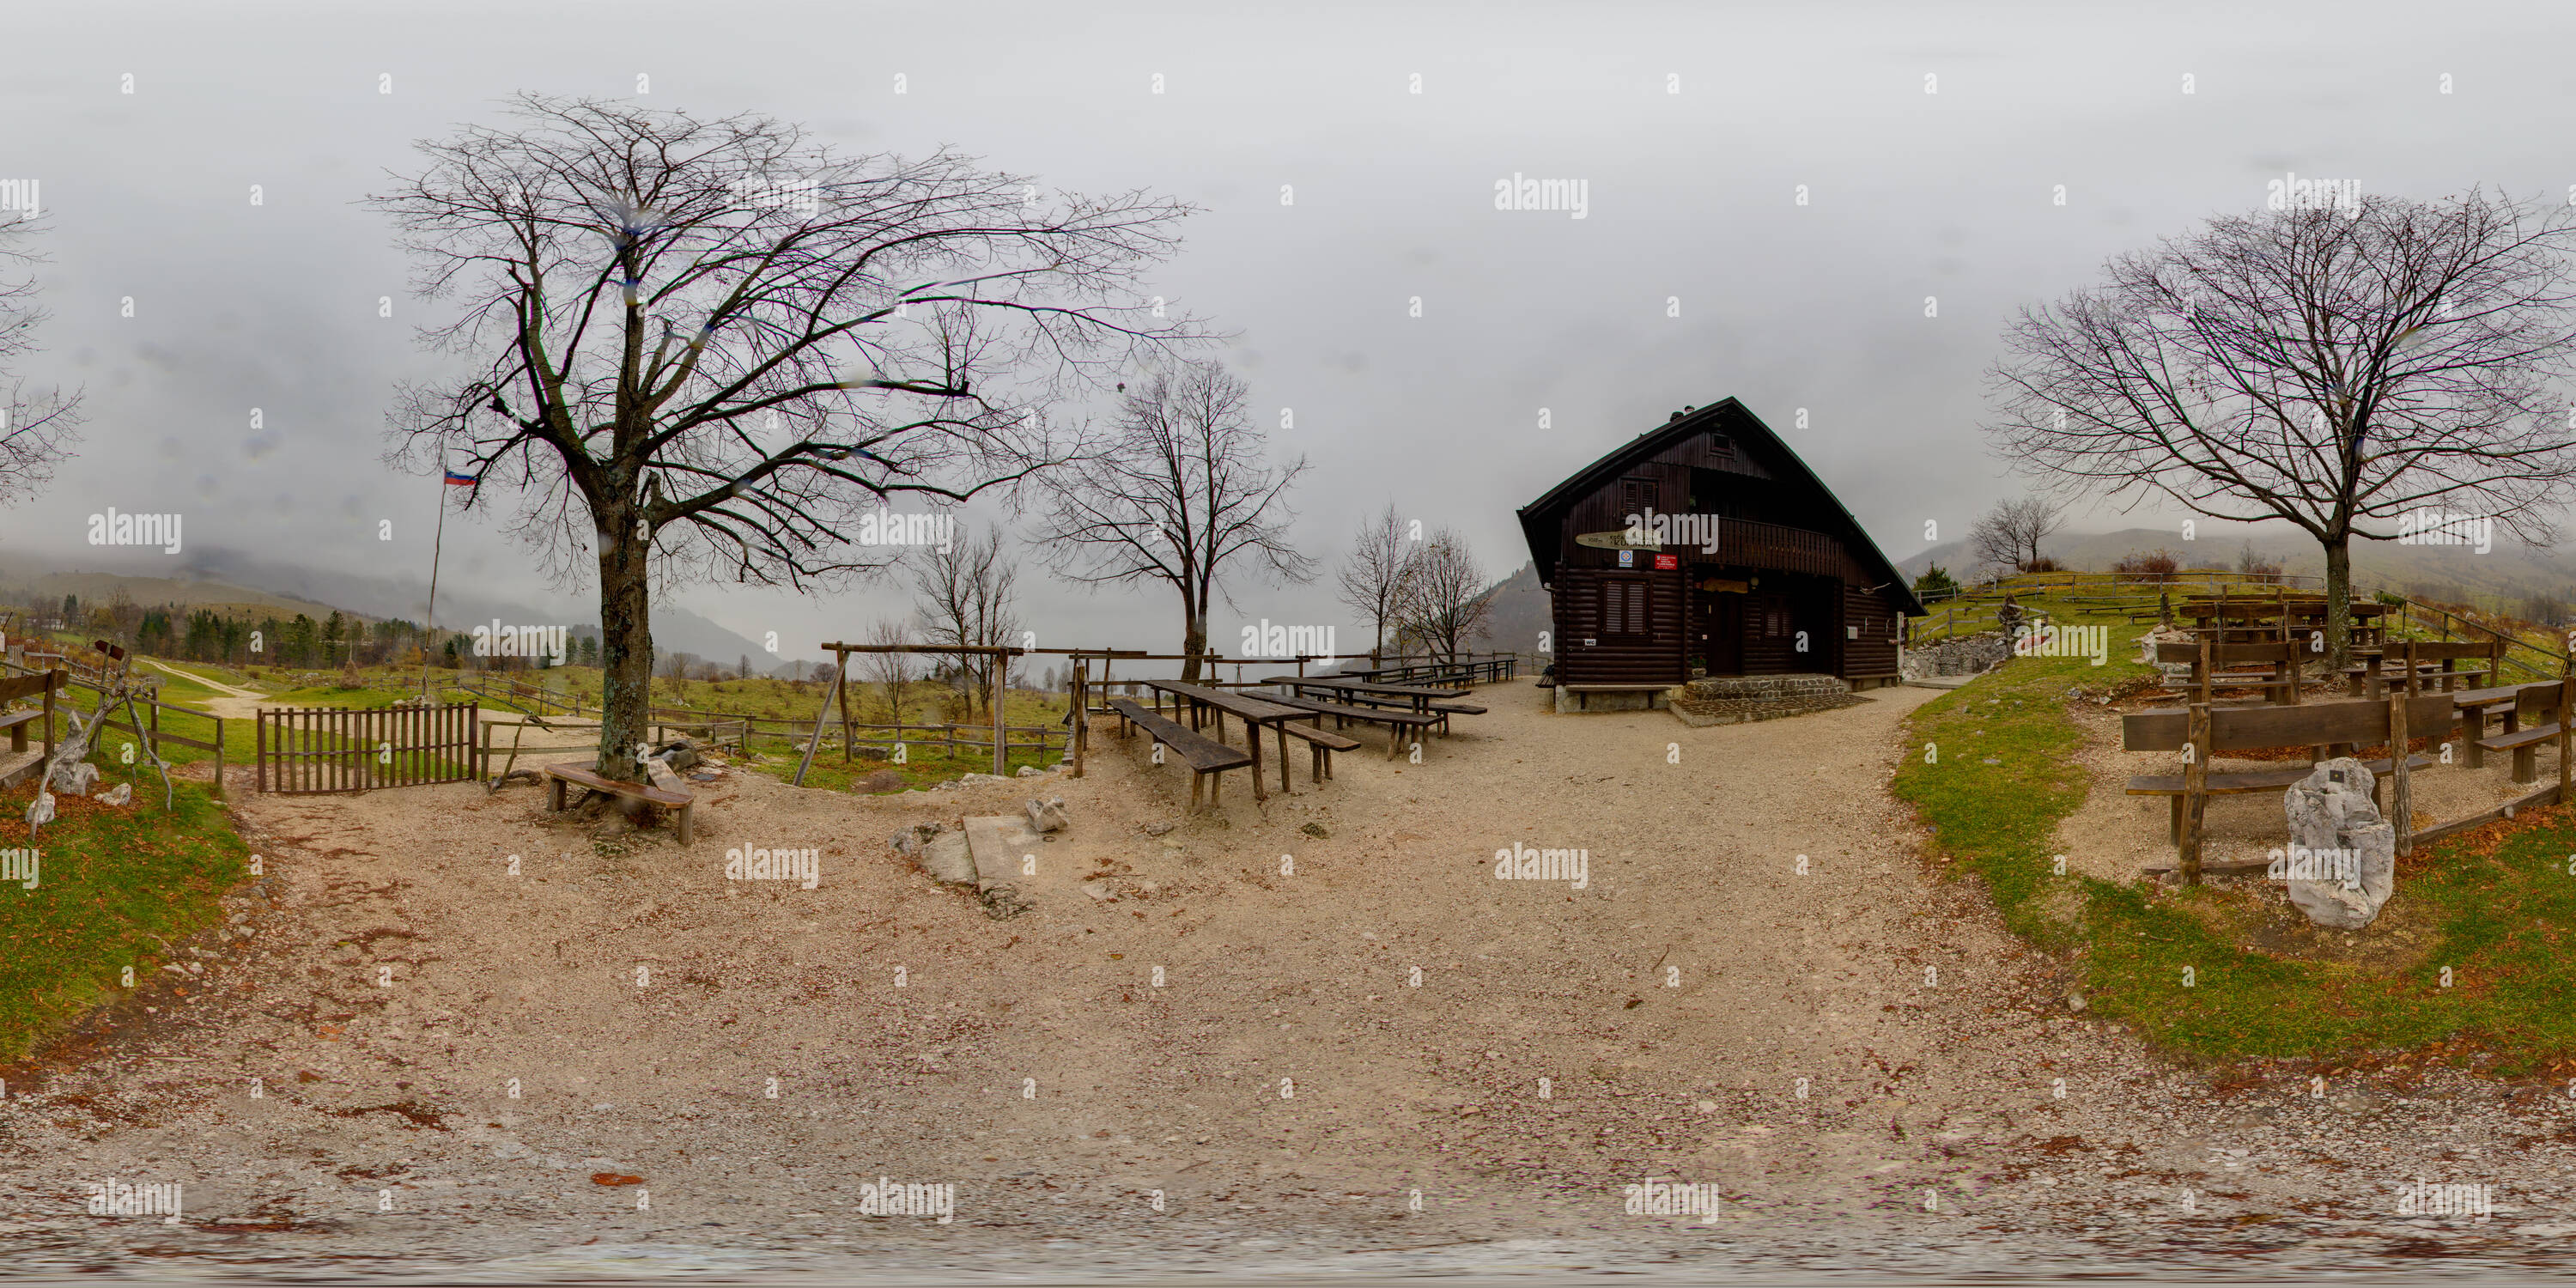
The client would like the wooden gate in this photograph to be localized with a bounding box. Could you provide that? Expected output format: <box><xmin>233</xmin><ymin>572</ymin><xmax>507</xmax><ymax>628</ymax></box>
<box><xmin>256</xmin><ymin>702</ymin><xmax>479</xmax><ymax>793</ymax></box>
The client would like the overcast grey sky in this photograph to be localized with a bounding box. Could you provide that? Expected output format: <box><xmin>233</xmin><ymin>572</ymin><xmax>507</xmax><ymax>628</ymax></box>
<box><xmin>3</xmin><ymin>0</ymin><xmax>2570</xmax><ymax>660</ymax></box>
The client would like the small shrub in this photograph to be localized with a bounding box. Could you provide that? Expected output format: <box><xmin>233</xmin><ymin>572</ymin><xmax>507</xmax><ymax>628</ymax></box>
<box><xmin>2111</xmin><ymin>549</ymin><xmax>2180</xmax><ymax>582</ymax></box>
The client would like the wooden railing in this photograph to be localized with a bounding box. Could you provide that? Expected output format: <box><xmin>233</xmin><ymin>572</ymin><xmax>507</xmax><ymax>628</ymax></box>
<box><xmin>0</xmin><ymin>657</ymin><xmax>223</xmax><ymax>789</ymax></box>
<box><xmin>1722</xmin><ymin>519</ymin><xmax>1841</xmax><ymax>577</ymax></box>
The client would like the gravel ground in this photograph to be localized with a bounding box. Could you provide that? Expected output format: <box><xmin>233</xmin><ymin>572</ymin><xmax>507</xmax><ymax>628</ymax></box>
<box><xmin>3</xmin><ymin>680</ymin><xmax>2575</xmax><ymax>1280</ymax></box>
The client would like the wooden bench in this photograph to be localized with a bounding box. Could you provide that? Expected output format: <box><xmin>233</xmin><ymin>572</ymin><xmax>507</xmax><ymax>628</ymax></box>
<box><xmin>2465</xmin><ymin>680</ymin><xmax>2572</xmax><ymax>784</ymax></box>
<box><xmin>2152</xmin><ymin>639</ymin><xmax>2312</xmax><ymax>706</ymax></box>
<box><xmin>1276</xmin><ymin>720</ymin><xmax>1362</xmax><ymax>782</ymax></box>
<box><xmin>1256</xmin><ymin>691</ymin><xmax>1443</xmax><ymax>757</ymax></box>
<box><xmin>544</xmin><ymin>763</ymin><xmax>696</xmax><ymax>844</ymax></box>
<box><xmin>2127</xmin><ymin>753</ymin><xmax>2434</xmax><ymax>843</ymax></box>
<box><xmin>2345</xmin><ymin>640</ymin><xmax>2502</xmax><ymax>697</ymax></box>
<box><xmin>2123</xmin><ymin>690</ymin><xmax>2457</xmax><ymax>877</ymax></box>
<box><xmin>0</xmin><ymin>708</ymin><xmax>41</xmax><ymax>753</ymax></box>
<box><xmin>1324</xmin><ymin>691</ymin><xmax>1487</xmax><ymax>734</ymax></box>
<box><xmin>1107</xmin><ymin>698</ymin><xmax>1254</xmax><ymax>810</ymax></box>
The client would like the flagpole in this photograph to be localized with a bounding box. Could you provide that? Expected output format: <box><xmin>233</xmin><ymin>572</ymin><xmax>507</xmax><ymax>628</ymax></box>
<box><xmin>422</xmin><ymin>450</ymin><xmax>447</xmax><ymax>702</ymax></box>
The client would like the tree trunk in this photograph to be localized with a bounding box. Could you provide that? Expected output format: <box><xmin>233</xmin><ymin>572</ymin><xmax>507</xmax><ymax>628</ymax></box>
<box><xmin>2323</xmin><ymin>537</ymin><xmax>2353</xmax><ymax>675</ymax></box>
<box><xmin>597</xmin><ymin>521</ymin><xmax>653</xmax><ymax>784</ymax></box>
<box><xmin>1181</xmin><ymin>610</ymin><xmax>1206</xmax><ymax>683</ymax></box>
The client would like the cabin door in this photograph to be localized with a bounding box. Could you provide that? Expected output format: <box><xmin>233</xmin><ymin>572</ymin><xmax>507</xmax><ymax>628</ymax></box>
<box><xmin>1699</xmin><ymin>590</ymin><xmax>1744</xmax><ymax>675</ymax></box>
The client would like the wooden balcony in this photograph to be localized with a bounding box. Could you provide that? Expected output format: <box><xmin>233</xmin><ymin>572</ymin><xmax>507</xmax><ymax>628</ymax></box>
<box><xmin>1701</xmin><ymin>518</ymin><xmax>1840</xmax><ymax>576</ymax></box>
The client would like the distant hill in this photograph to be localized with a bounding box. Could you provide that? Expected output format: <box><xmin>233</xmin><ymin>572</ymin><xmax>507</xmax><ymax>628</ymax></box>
<box><xmin>1896</xmin><ymin>525</ymin><xmax>2576</xmax><ymax>619</ymax></box>
<box><xmin>0</xmin><ymin>547</ymin><xmax>820</xmax><ymax>677</ymax></box>
<box><xmin>1474</xmin><ymin>561</ymin><xmax>1549</xmax><ymax>658</ymax></box>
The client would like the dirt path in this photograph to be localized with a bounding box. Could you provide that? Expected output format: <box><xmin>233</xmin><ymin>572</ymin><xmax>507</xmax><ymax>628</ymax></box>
<box><xmin>3</xmin><ymin>680</ymin><xmax>2573</xmax><ymax>1276</ymax></box>
<box><xmin>143</xmin><ymin>660</ymin><xmax>265</xmax><ymax>720</ymax></box>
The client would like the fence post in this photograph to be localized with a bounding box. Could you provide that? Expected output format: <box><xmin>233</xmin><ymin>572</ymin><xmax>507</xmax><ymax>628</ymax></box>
<box><xmin>2390</xmin><ymin>688</ymin><xmax>2413</xmax><ymax>858</ymax></box>
<box><xmin>992</xmin><ymin>653</ymin><xmax>1008</xmax><ymax>778</ymax></box>
<box><xmin>1072</xmin><ymin>657</ymin><xmax>1087</xmax><ymax>779</ymax></box>
<box><xmin>2180</xmin><ymin>702</ymin><xmax>2210</xmax><ymax>885</ymax></box>
<box><xmin>2560</xmin><ymin>663</ymin><xmax>2573</xmax><ymax>811</ymax></box>
<box><xmin>213</xmin><ymin>717</ymin><xmax>223</xmax><ymax>799</ymax></box>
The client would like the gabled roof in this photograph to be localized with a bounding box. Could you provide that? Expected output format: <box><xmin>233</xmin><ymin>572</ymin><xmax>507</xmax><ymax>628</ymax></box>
<box><xmin>1514</xmin><ymin>398</ymin><xmax>1924</xmax><ymax>616</ymax></box>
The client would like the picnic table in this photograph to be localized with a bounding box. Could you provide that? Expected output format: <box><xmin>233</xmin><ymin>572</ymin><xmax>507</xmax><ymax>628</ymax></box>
<box><xmin>1260</xmin><ymin>674</ymin><xmax>1466</xmax><ymax>715</ymax></box>
<box><xmin>1145</xmin><ymin>680</ymin><xmax>1314</xmax><ymax>799</ymax></box>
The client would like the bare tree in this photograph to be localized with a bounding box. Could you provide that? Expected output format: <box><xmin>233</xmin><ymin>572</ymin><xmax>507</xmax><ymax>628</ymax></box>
<box><xmin>909</xmin><ymin>528</ymin><xmax>1019</xmax><ymax>718</ymax></box>
<box><xmin>369</xmin><ymin>94</ymin><xmax>1199</xmax><ymax>781</ymax></box>
<box><xmin>0</xmin><ymin>217</ymin><xmax>81</xmax><ymax>505</ymax></box>
<box><xmin>1967</xmin><ymin>495</ymin><xmax>2065</xmax><ymax>576</ymax></box>
<box><xmin>1398</xmin><ymin>529</ymin><xmax>1494</xmax><ymax>665</ymax></box>
<box><xmin>1030</xmin><ymin>360</ymin><xmax>1314</xmax><ymax>681</ymax></box>
<box><xmin>861</xmin><ymin>615</ymin><xmax>919</xmax><ymax>724</ymax></box>
<box><xmin>1989</xmin><ymin>188</ymin><xmax>2576</xmax><ymax>667</ymax></box>
<box><xmin>1336</xmin><ymin>502</ymin><xmax>1419</xmax><ymax>665</ymax></box>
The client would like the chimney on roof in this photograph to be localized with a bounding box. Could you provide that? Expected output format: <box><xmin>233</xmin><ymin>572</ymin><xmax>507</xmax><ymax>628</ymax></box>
<box><xmin>1668</xmin><ymin>410</ymin><xmax>1683</xmax><ymax>422</ymax></box>
<box><xmin>1682</xmin><ymin>405</ymin><xmax>1695</xmax><ymax>415</ymax></box>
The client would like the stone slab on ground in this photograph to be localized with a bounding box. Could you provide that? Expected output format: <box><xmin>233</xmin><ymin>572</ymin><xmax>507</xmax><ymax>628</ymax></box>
<box><xmin>920</xmin><ymin>831</ymin><xmax>976</xmax><ymax>887</ymax></box>
<box><xmin>963</xmin><ymin>815</ymin><xmax>1042</xmax><ymax>892</ymax></box>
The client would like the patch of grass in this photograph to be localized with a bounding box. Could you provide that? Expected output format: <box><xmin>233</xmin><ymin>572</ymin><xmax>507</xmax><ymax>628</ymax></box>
<box><xmin>1896</xmin><ymin>596</ymin><xmax>2576</xmax><ymax>1073</ymax></box>
<box><xmin>0</xmin><ymin>762</ymin><xmax>251</xmax><ymax>1061</ymax></box>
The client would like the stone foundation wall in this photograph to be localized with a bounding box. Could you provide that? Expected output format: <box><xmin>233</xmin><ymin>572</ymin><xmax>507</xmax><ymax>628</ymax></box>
<box><xmin>1900</xmin><ymin>632</ymin><xmax>2011</xmax><ymax>680</ymax></box>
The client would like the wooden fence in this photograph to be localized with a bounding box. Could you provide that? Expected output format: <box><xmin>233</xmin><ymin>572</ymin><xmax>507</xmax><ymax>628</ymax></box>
<box><xmin>1</xmin><ymin>656</ymin><xmax>222</xmax><ymax>788</ymax></box>
<box><xmin>256</xmin><ymin>702</ymin><xmax>480</xmax><ymax>794</ymax></box>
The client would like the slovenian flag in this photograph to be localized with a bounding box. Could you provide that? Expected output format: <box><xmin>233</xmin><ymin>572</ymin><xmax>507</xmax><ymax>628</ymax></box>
<box><xmin>444</xmin><ymin>469</ymin><xmax>478</xmax><ymax>487</ymax></box>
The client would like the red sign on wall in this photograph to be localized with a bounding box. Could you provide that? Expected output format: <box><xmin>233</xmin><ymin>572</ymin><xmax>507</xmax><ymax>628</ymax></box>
<box><xmin>1652</xmin><ymin>554</ymin><xmax>1679</xmax><ymax>570</ymax></box>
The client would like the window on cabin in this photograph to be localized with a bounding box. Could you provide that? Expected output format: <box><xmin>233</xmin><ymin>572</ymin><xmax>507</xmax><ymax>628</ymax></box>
<box><xmin>1706</xmin><ymin>432</ymin><xmax>1735</xmax><ymax>460</ymax></box>
<box><xmin>1617</xmin><ymin>477</ymin><xmax>1652</xmax><ymax>521</ymax></box>
<box><xmin>1600</xmin><ymin>579</ymin><xmax>1651</xmax><ymax>641</ymax></box>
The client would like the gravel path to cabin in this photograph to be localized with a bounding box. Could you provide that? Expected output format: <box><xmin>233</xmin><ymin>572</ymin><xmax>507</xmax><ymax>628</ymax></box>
<box><xmin>4</xmin><ymin>679</ymin><xmax>2575</xmax><ymax>1279</ymax></box>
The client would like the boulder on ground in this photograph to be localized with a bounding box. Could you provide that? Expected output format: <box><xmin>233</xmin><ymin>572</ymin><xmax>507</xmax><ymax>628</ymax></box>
<box><xmin>1017</xmin><ymin>765</ymin><xmax>1042</xmax><ymax>778</ymax></box>
<box><xmin>93</xmin><ymin>781</ymin><xmax>132</xmax><ymax>807</ymax></box>
<box><xmin>1025</xmin><ymin>795</ymin><xmax>1069</xmax><ymax>833</ymax></box>
<box><xmin>2281</xmin><ymin>757</ymin><xmax>2397</xmax><ymax>928</ymax></box>
<box><xmin>49</xmin><ymin>761</ymin><xmax>98</xmax><ymax>797</ymax></box>
<box><xmin>23</xmin><ymin>789</ymin><xmax>53</xmax><ymax>829</ymax></box>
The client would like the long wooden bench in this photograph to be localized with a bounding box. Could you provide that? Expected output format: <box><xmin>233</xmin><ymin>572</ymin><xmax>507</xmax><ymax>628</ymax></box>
<box><xmin>544</xmin><ymin>763</ymin><xmax>696</xmax><ymax>844</ymax></box>
<box><xmin>1326</xmin><ymin>691</ymin><xmax>1487</xmax><ymax>734</ymax></box>
<box><xmin>2122</xmin><ymin>690</ymin><xmax>2457</xmax><ymax>876</ymax></box>
<box><xmin>1255</xmin><ymin>691</ymin><xmax>1442</xmax><ymax>757</ymax></box>
<box><xmin>2127</xmin><ymin>753</ymin><xmax>2434</xmax><ymax>843</ymax></box>
<box><xmin>1108</xmin><ymin>698</ymin><xmax>1254</xmax><ymax>810</ymax></box>
<box><xmin>2465</xmin><ymin>680</ymin><xmax>2572</xmax><ymax>784</ymax></box>
<box><xmin>1277</xmin><ymin>720</ymin><xmax>1362</xmax><ymax>782</ymax></box>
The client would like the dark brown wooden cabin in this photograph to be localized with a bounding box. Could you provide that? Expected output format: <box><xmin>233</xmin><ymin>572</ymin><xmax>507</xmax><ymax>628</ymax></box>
<box><xmin>1515</xmin><ymin>398</ymin><xmax>1923</xmax><ymax>704</ymax></box>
